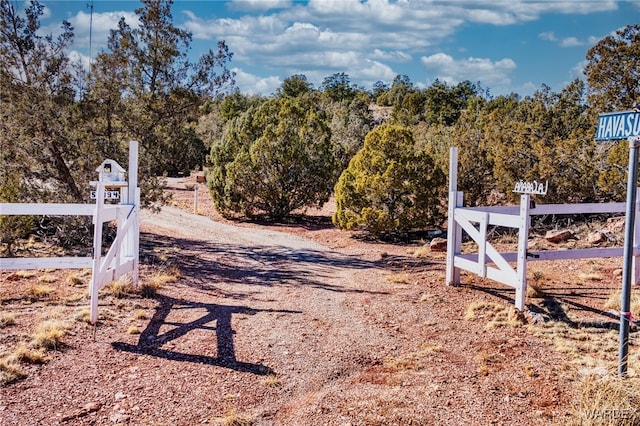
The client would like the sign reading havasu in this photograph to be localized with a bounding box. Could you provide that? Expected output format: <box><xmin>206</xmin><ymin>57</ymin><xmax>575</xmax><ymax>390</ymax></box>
<box><xmin>595</xmin><ymin>110</ymin><xmax>640</xmax><ymax>141</ymax></box>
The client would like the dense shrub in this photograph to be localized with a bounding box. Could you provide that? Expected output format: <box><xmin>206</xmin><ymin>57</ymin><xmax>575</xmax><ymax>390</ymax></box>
<box><xmin>333</xmin><ymin>124</ymin><xmax>446</xmax><ymax>236</ymax></box>
<box><xmin>207</xmin><ymin>95</ymin><xmax>339</xmax><ymax>220</ymax></box>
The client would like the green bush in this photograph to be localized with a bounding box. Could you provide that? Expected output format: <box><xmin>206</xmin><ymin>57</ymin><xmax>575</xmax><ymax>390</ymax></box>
<box><xmin>207</xmin><ymin>94</ymin><xmax>339</xmax><ymax>220</ymax></box>
<box><xmin>333</xmin><ymin>124</ymin><xmax>445</xmax><ymax>236</ymax></box>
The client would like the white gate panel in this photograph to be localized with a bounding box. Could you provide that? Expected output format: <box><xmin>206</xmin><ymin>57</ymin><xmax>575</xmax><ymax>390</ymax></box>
<box><xmin>446</xmin><ymin>146</ymin><xmax>639</xmax><ymax>311</ymax></box>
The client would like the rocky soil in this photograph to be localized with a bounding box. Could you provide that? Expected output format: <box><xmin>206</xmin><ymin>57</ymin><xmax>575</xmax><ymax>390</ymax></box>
<box><xmin>1</xmin><ymin>176</ymin><xmax>637</xmax><ymax>425</ymax></box>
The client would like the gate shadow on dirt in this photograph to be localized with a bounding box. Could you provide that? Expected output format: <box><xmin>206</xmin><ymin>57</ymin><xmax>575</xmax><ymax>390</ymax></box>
<box><xmin>140</xmin><ymin>232</ymin><xmax>392</xmax><ymax>297</ymax></box>
<box><xmin>112</xmin><ymin>295</ymin><xmax>300</xmax><ymax>375</ymax></box>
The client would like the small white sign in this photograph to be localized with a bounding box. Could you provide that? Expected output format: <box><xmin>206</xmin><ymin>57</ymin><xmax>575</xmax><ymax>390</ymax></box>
<box><xmin>513</xmin><ymin>180</ymin><xmax>548</xmax><ymax>195</ymax></box>
<box><xmin>90</xmin><ymin>190</ymin><xmax>120</xmax><ymax>200</ymax></box>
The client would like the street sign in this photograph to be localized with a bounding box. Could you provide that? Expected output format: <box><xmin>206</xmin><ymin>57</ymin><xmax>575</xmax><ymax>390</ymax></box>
<box><xmin>595</xmin><ymin>110</ymin><xmax>640</xmax><ymax>141</ymax></box>
<box><xmin>597</xmin><ymin>109</ymin><xmax>640</xmax><ymax>376</ymax></box>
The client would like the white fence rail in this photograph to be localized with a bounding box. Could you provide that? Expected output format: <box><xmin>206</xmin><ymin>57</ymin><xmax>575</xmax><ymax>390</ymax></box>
<box><xmin>445</xmin><ymin>146</ymin><xmax>639</xmax><ymax>310</ymax></box>
<box><xmin>0</xmin><ymin>141</ymin><xmax>140</xmax><ymax>323</ymax></box>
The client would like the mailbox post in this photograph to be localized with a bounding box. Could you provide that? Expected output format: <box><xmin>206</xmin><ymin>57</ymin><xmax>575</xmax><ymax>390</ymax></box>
<box><xmin>92</xmin><ymin>159</ymin><xmax>126</xmax><ymax>201</ymax></box>
<box><xmin>88</xmin><ymin>141</ymin><xmax>140</xmax><ymax>323</ymax></box>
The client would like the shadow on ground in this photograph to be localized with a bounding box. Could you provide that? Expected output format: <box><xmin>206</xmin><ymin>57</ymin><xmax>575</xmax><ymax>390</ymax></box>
<box><xmin>112</xmin><ymin>295</ymin><xmax>301</xmax><ymax>375</ymax></box>
<box><xmin>140</xmin><ymin>231</ymin><xmax>398</xmax><ymax>297</ymax></box>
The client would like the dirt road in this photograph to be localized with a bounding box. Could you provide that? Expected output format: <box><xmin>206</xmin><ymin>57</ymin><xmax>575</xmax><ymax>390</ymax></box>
<box><xmin>1</xmin><ymin>201</ymin><xmax>574</xmax><ymax>425</ymax></box>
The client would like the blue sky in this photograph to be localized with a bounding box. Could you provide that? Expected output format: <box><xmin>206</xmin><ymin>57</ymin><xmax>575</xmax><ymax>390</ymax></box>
<box><xmin>40</xmin><ymin>0</ymin><xmax>638</xmax><ymax>97</ymax></box>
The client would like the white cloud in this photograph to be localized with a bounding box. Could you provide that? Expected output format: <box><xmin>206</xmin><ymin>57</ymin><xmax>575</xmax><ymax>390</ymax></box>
<box><xmin>420</xmin><ymin>53</ymin><xmax>516</xmax><ymax>88</ymax></box>
<box><xmin>587</xmin><ymin>35</ymin><xmax>600</xmax><ymax>45</ymax></box>
<box><xmin>181</xmin><ymin>1</ymin><xmax>451</xmax><ymax>78</ymax></box>
<box><xmin>571</xmin><ymin>59</ymin><xmax>588</xmax><ymax>80</ymax></box>
<box><xmin>67</xmin><ymin>49</ymin><xmax>91</xmax><ymax>71</ymax></box>
<box><xmin>42</xmin><ymin>9</ymin><xmax>139</xmax><ymax>55</ymax></box>
<box><xmin>520</xmin><ymin>82</ymin><xmax>539</xmax><ymax>97</ymax></box>
<box><xmin>538</xmin><ymin>31</ymin><xmax>557</xmax><ymax>42</ymax></box>
<box><xmin>539</xmin><ymin>31</ymin><xmax>596</xmax><ymax>48</ymax></box>
<box><xmin>183</xmin><ymin>12</ymin><xmax>285</xmax><ymax>41</ymax></box>
<box><xmin>284</xmin><ymin>22</ymin><xmax>320</xmax><ymax>36</ymax></box>
<box><xmin>369</xmin><ymin>49</ymin><xmax>412</xmax><ymax>63</ymax></box>
<box><xmin>183</xmin><ymin>0</ymin><xmax>613</xmax><ymax>91</ymax></box>
<box><xmin>34</xmin><ymin>0</ymin><xmax>625</xmax><ymax>97</ymax></box>
<box><xmin>306</xmin><ymin>0</ymin><xmax>367</xmax><ymax>16</ymax></box>
<box><xmin>181</xmin><ymin>0</ymin><xmax>618</xmax><ymax>94</ymax></box>
<box><xmin>358</xmin><ymin>59</ymin><xmax>397</xmax><ymax>86</ymax></box>
<box><xmin>457</xmin><ymin>0</ymin><xmax>619</xmax><ymax>25</ymax></box>
<box><xmin>227</xmin><ymin>0</ymin><xmax>293</xmax><ymax>12</ymax></box>
<box><xmin>559</xmin><ymin>37</ymin><xmax>582</xmax><ymax>48</ymax></box>
<box><xmin>41</xmin><ymin>3</ymin><xmax>52</xmax><ymax>19</ymax></box>
<box><xmin>232</xmin><ymin>67</ymin><xmax>281</xmax><ymax>95</ymax></box>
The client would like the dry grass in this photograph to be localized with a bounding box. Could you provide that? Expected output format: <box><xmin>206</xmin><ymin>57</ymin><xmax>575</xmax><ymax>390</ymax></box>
<box><xmin>382</xmin><ymin>342</ymin><xmax>444</xmax><ymax>376</ymax></box>
<box><xmin>527</xmin><ymin>270</ymin><xmax>547</xmax><ymax>298</ymax></box>
<box><xmin>531</xmin><ymin>270</ymin><xmax>545</xmax><ymax>282</ymax></box>
<box><xmin>14</xmin><ymin>344</ymin><xmax>50</xmax><ymax>364</ymax></box>
<box><xmin>386</xmin><ymin>272</ymin><xmax>410</xmax><ymax>284</ymax></box>
<box><xmin>382</xmin><ymin>344</ymin><xmax>442</xmax><ymax>373</ymax></box>
<box><xmin>475</xmin><ymin>351</ymin><xmax>504</xmax><ymax>377</ymax></box>
<box><xmin>262</xmin><ymin>374</ymin><xmax>282</xmax><ymax>388</ymax></box>
<box><xmin>105</xmin><ymin>279</ymin><xmax>134</xmax><ymax>299</ymax></box>
<box><xmin>0</xmin><ymin>312</ymin><xmax>17</xmax><ymax>328</ymax></box>
<box><xmin>383</xmin><ymin>355</ymin><xmax>421</xmax><ymax>372</ymax></box>
<box><xmin>412</xmin><ymin>246</ymin><xmax>430</xmax><ymax>258</ymax></box>
<box><xmin>603</xmin><ymin>289</ymin><xmax>640</xmax><ymax>318</ymax></box>
<box><xmin>530</xmin><ymin>319</ymin><xmax>626</xmax><ymax>370</ymax></box>
<box><xmin>14</xmin><ymin>270</ymin><xmax>37</xmax><ymax>279</ymax></box>
<box><xmin>421</xmin><ymin>343</ymin><xmax>443</xmax><ymax>353</ymax></box>
<box><xmin>74</xmin><ymin>307</ymin><xmax>91</xmax><ymax>324</ymax></box>
<box><xmin>577</xmin><ymin>272</ymin><xmax>603</xmax><ymax>282</ymax></box>
<box><xmin>32</xmin><ymin>320</ymin><xmax>66</xmax><ymax>351</ymax></box>
<box><xmin>37</xmin><ymin>273</ymin><xmax>58</xmax><ymax>283</ymax></box>
<box><xmin>0</xmin><ymin>356</ymin><xmax>26</xmax><ymax>386</ymax></box>
<box><xmin>65</xmin><ymin>272</ymin><xmax>86</xmax><ymax>287</ymax></box>
<box><xmin>464</xmin><ymin>301</ymin><xmax>525</xmax><ymax>329</ymax></box>
<box><xmin>419</xmin><ymin>292</ymin><xmax>442</xmax><ymax>304</ymax></box>
<box><xmin>526</xmin><ymin>282</ymin><xmax>546</xmax><ymax>298</ymax></box>
<box><xmin>26</xmin><ymin>284</ymin><xmax>55</xmax><ymax>301</ymax></box>
<box><xmin>133</xmin><ymin>310</ymin><xmax>148</xmax><ymax>320</ymax></box>
<box><xmin>141</xmin><ymin>265</ymin><xmax>181</xmax><ymax>298</ymax></box>
<box><xmin>210</xmin><ymin>410</ymin><xmax>254</xmax><ymax>426</ymax></box>
<box><xmin>64</xmin><ymin>292</ymin><xmax>85</xmax><ymax>304</ymax></box>
<box><xmin>523</xmin><ymin>365</ymin><xmax>539</xmax><ymax>377</ymax></box>
<box><xmin>569</xmin><ymin>374</ymin><xmax>640</xmax><ymax>426</ymax></box>
<box><xmin>0</xmin><ymin>316</ymin><xmax>69</xmax><ymax>387</ymax></box>
<box><xmin>127</xmin><ymin>325</ymin><xmax>141</xmax><ymax>335</ymax></box>
<box><xmin>527</xmin><ymin>292</ymin><xmax>640</xmax><ymax>423</ymax></box>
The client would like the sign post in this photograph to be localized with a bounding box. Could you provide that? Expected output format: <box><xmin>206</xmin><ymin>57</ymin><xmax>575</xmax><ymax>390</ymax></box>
<box><xmin>619</xmin><ymin>135</ymin><xmax>640</xmax><ymax>376</ymax></box>
<box><xmin>597</xmin><ymin>110</ymin><xmax>640</xmax><ymax>376</ymax></box>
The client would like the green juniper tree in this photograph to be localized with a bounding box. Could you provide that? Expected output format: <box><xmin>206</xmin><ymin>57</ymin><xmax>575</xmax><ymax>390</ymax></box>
<box><xmin>208</xmin><ymin>94</ymin><xmax>339</xmax><ymax>220</ymax></box>
<box><xmin>89</xmin><ymin>0</ymin><xmax>234</xmax><ymax>208</ymax></box>
<box><xmin>333</xmin><ymin>124</ymin><xmax>445</xmax><ymax>236</ymax></box>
